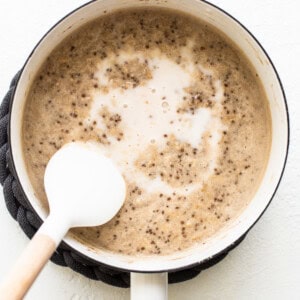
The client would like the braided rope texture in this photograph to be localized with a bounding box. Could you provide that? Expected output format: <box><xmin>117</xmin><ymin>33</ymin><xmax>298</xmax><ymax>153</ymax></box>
<box><xmin>0</xmin><ymin>72</ymin><xmax>246</xmax><ymax>288</ymax></box>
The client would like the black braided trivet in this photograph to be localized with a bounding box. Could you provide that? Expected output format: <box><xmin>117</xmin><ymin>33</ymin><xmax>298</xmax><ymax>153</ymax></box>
<box><xmin>0</xmin><ymin>71</ymin><xmax>246</xmax><ymax>288</ymax></box>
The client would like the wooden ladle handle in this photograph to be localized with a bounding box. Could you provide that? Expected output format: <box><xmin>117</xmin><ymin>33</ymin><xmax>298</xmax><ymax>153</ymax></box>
<box><xmin>0</xmin><ymin>233</ymin><xmax>56</xmax><ymax>300</ymax></box>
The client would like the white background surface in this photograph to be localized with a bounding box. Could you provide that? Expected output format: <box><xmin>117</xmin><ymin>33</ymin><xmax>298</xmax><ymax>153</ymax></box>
<box><xmin>0</xmin><ymin>0</ymin><xmax>299</xmax><ymax>299</ymax></box>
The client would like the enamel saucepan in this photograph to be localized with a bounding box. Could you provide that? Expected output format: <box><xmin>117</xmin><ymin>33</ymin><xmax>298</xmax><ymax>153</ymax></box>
<box><xmin>8</xmin><ymin>0</ymin><xmax>289</xmax><ymax>298</ymax></box>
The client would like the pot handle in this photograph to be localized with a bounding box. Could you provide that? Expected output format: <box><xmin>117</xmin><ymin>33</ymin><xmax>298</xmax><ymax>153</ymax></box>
<box><xmin>131</xmin><ymin>272</ymin><xmax>168</xmax><ymax>300</ymax></box>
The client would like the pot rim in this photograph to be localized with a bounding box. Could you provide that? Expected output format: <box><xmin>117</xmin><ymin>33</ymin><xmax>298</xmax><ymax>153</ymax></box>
<box><xmin>8</xmin><ymin>0</ymin><xmax>289</xmax><ymax>273</ymax></box>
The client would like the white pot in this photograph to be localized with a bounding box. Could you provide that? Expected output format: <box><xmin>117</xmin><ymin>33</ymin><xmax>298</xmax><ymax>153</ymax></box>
<box><xmin>9</xmin><ymin>0</ymin><xmax>289</xmax><ymax>298</ymax></box>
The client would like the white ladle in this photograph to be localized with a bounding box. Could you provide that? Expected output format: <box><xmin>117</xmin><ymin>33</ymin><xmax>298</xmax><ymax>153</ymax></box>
<box><xmin>0</xmin><ymin>142</ymin><xmax>126</xmax><ymax>299</ymax></box>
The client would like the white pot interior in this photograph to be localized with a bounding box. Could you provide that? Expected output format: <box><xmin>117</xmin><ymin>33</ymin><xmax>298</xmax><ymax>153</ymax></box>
<box><xmin>10</xmin><ymin>0</ymin><xmax>288</xmax><ymax>272</ymax></box>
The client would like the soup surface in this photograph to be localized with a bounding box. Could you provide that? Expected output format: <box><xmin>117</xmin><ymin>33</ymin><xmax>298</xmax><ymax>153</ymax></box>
<box><xmin>23</xmin><ymin>8</ymin><xmax>271</xmax><ymax>256</ymax></box>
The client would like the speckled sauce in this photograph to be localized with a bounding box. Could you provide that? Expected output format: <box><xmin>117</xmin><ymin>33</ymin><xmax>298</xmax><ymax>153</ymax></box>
<box><xmin>22</xmin><ymin>8</ymin><xmax>271</xmax><ymax>256</ymax></box>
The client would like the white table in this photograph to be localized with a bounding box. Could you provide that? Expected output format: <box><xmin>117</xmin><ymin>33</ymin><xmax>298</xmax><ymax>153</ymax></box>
<box><xmin>0</xmin><ymin>0</ymin><xmax>299</xmax><ymax>299</ymax></box>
